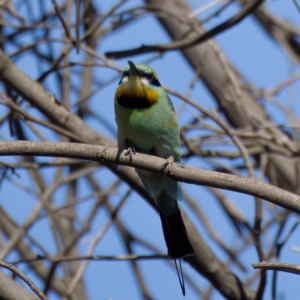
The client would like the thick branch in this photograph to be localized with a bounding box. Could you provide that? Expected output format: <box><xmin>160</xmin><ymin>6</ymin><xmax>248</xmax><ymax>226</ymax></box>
<box><xmin>0</xmin><ymin>271</ymin><xmax>39</xmax><ymax>300</ymax></box>
<box><xmin>0</xmin><ymin>140</ymin><xmax>300</xmax><ymax>215</ymax></box>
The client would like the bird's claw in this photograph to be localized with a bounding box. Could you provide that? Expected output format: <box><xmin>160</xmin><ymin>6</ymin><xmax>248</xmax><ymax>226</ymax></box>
<box><xmin>125</xmin><ymin>146</ymin><xmax>136</xmax><ymax>163</ymax></box>
<box><xmin>161</xmin><ymin>156</ymin><xmax>174</xmax><ymax>175</ymax></box>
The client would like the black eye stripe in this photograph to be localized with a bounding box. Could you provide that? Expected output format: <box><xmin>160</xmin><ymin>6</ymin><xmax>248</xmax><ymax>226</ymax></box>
<box><xmin>141</xmin><ymin>72</ymin><xmax>161</xmax><ymax>87</ymax></box>
<box><xmin>147</xmin><ymin>76</ymin><xmax>160</xmax><ymax>87</ymax></box>
<box><xmin>119</xmin><ymin>70</ymin><xmax>161</xmax><ymax>87</ymax></box>
<box><xmin>143</xmin><ymin>73</ymin><xmax>153</xmax><ymax>79</ymax></box>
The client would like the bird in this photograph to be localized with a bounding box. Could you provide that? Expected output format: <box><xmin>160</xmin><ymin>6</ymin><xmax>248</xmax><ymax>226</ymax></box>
<box><xmin>114</xmin><ymin>61</ymin><xmax>194</xmax><ymax>260</ymax></box>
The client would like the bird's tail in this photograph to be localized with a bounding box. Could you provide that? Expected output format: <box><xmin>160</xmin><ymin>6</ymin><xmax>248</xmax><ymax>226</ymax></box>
<box><xmin>159</xmin><ymin>209</ymin><xmax>194</xmax><ymax>259</ymax></box>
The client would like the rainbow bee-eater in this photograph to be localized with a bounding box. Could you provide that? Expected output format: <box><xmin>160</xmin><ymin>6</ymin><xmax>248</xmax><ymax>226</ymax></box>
<box><xmin>114</xmin><ymin>61</ymin><xmax>194</xmax><ymax>260</ymax></box>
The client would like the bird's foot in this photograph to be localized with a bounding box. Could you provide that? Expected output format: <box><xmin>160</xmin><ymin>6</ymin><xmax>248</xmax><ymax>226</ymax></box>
<box><xmin>125</xmin><ymin>139</ymin><xmax>136</xmax><ymax>163</ymax></box>
<box><xmin>125</xmin><ymin>147</ymin><xmax>136</xmax><ymax>162</ymax></box>
<box><xmin>161</xmin><ymin>156</ymin><xmax>174</xmax><ymax>175</ymax></box>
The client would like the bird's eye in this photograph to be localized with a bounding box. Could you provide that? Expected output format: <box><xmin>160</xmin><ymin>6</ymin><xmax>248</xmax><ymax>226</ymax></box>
<box><xmin>145</xmin><ymin>74</ymin><xmax>154</xmax><ymax>83</ymax></box>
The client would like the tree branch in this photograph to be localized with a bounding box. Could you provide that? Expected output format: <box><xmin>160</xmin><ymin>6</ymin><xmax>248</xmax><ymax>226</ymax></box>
<box><xmin>0</xmin><ymin>140</ymin><xmax>300</xmax><ymax>214</ymax></box>
<box><xmin>0</xmin><ymin>261</ymin><xmax>48</xmax><ymax>300</ymax></box>
<box><xmin>252</xmin><ymin>261</ymin><xmax>300</xmax><ymax>275</ymax></box>
<box><xmin>105</xmin><ymin>0</ymin><xmax>263</xmax><ymax>59</ymax></box>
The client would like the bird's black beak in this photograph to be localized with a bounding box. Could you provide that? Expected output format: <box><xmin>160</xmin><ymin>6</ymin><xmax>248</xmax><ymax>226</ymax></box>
<box><xmin>128</xmin><ymin>60</ymin><xmax>141</xmax><ymax>77</ymax></box>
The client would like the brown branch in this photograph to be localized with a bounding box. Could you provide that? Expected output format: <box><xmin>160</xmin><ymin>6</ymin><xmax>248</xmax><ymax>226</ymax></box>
<box><xmin>251</xmin><ymin>3</ymin><xmax>300</xmax><ymax>62</ymax></box>
<box><xmin>51</xmin><ymin>0</ymin><xmax>74</xmax><ymax>42</ymax></box>
<box><xmin>0</xmin><ymin>140</ymin><xmax>300</xmax><ymax>214</ymax></box>
<box><xmin>0</xmin><ymin>271</ymin><xmax>40</xmax><ymax>300</ymax></box>
<box><xmin>252</xmin><ymin>261</ymin><xmax>300</xmax><ymax>275</ymax></box>
<box><xmin>0</xmin><ymin>94</ymin><xmax>84</xmax><ymax>142</ymax></box>
<box><xmin>105</xmin><ymin>0</ymin><xmax>263</xmax><ymax>59</ymax></box>
<box><xmin>0</xmin><ymin>207</ymin><xmax>70</xmax><ymax>296</ymax></box>
<box><xmin>0</xmin><ymin>261</ymin><xmax>48</xmax><ymax>300</ymax></box>
<box><xmin>10</xmin><ymin>254</ymin><xmax>169</xmax><ymax>264</ymax></box>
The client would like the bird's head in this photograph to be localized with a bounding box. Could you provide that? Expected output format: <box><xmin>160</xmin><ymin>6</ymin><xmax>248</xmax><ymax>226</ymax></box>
<box><xmin>115</xmin><ymin>61</ymin><xmax>163</xmax><ymax>109</ymax></box>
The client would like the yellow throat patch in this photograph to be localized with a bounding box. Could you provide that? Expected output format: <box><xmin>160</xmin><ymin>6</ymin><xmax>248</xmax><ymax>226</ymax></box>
<box><xmin>116</xmin><ymin>76</ymin><xmax>159</xmax><ymax>108</ymax></box>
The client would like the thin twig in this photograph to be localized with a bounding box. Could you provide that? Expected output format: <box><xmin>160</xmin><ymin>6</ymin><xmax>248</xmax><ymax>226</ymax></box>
<box><xmin>0</xmin><ymin>261</ymin><xmax>48</xmax><ymax>300</ymax></box>
<box><xmin>105</xmin><ymin>0</ymin><xmax>263</xmax><ymax>58</ymax></box>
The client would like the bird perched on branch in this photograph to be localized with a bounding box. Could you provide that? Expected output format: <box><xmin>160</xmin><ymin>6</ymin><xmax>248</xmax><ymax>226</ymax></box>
<box><xmin>114</xmin><ymin>61</ymin><xmax>194</xmax><ymax>267</ymax></box>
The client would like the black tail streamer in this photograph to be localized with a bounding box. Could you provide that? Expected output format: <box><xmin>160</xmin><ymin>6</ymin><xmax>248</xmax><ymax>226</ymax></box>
<box><xmin>174</xmin><ymin>258</ymin><xmax>185</xmax><ymax>296</ymax></box>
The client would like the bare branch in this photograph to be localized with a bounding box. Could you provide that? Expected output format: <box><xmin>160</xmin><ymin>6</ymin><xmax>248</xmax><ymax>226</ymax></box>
<box><xmin>0</xmin><ymin>140</ymin><xmax>299</xmax><ymax>214</ymax></box>
<box><xmin>252</xmin><ymin>261</ymin><xmax>300</xmax><ymax>275</ymax></box>
<box><xmin>105</xmin><ymin>0</ymin><xmax>263</xmax><ymax>58</ymax></box>
<box><xmin>0</xmin><ymin>261</ymin><xmax>48</xmax><ymax>300</ymax></box>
